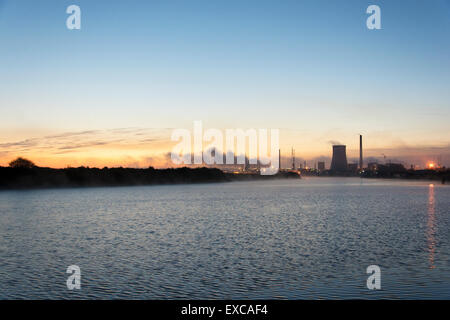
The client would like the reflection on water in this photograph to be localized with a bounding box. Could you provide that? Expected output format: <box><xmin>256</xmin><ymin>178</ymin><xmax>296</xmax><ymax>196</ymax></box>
<box><xmin>0</xmin><ymin>177</ymin><xmax>449</xmax><ymax>299</ymax></box>
<box><xmin>427</xmin><ymin>184</ymin><xmax>436</xmax><ymax>269</ymax></box>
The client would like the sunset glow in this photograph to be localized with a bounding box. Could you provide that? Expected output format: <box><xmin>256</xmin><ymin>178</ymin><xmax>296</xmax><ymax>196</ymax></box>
<box><xmin>0</xmin><ymin>1</ymin><xmax>449</xmax><ymax>169</ymax></box>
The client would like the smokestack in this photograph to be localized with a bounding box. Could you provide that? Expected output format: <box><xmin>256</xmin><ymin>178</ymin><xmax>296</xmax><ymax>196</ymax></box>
<box><xmin>279</xmin><ymin>149</ymin><xmax>281</xmax><ymax>171</ymax></box>
<box><xmin>359</xmin><ymin>135</ymin><xmax>363</xmax><ymax>170</ymax></box>
<box><xmin>291</xmin><ymin>148</ymin><xmax>296</xmax><ymax>170</ymax></box>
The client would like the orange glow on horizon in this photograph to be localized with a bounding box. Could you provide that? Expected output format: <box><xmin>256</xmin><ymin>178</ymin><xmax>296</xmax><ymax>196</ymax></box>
<box><xmin>1</xmin><ymin>128</ymin><xmax>449</xmax><ymax>169</ymax></box>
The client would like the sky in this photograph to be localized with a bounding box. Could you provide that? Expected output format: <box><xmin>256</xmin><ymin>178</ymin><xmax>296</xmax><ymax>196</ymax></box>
<box><xmin>0</xmin><ymin>0</ymin><xmax>449</xmax><ymax>168</ymax></box>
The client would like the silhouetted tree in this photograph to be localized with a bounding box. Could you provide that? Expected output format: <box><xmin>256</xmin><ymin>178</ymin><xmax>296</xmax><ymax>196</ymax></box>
<box><xmin>9</xmin><ymin>157</ymin><xmax>35</xmax><ymax>168</ymax></box>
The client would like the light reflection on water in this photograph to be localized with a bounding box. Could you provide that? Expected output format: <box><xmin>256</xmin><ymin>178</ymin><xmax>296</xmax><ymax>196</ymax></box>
<box><xmin>0</xmin><ymin>177</ymin><xmax>449</xmax><ymax>299</ymax></box>
<box><xmin>427</xmin><ymin>184</ymin><xmax>436</xmax><ymax>270</ymax></box>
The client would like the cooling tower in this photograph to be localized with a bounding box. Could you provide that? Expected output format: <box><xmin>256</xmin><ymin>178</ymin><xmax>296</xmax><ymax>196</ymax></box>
<box><xmin>330</xmin><ymin>145</ymin><xmax>348</xmax><ymax>172</ymax></box>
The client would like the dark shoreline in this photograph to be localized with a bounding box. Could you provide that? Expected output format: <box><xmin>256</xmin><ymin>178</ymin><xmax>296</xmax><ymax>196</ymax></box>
<box><xmin>312</xmin><ymin>168</ymin><xmax>449</xmax><ymax>183</ymax></box>
<box><xmin>1</xmin><ymin>165</ymin><xmax>447</xmax><ymax>190</ymax></box>
<box><xmin>0</xmin><ymin>166</ymin><xmax>299</xmax><ymax>190</ymax></box>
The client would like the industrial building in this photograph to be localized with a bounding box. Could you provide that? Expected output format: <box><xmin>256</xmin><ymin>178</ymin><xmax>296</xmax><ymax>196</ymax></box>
<box><xmin>318</xmin><ymin>161</ymin><xmax>325</xmax><ymax>171</ymax></box>
<box><xmin>330</xmin><ymin>145</ymin><xmax>348</xmax><ymax>172</ymax></box>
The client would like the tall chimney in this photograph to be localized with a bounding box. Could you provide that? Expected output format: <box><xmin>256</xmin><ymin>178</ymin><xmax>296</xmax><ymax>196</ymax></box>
<box><xmin>279</xmin><ymin>149</ymin><xmax>281</xmax><ymax>171</ymax></box>
<box><xmin>359</xmin><ymin>134</ymin><xmax>363</xmax><ymax>171</ymax></box>
<box><xmin>291</xmin><ymin>148</ymin><xmax>296</xmax><ymax>170</ymax></box>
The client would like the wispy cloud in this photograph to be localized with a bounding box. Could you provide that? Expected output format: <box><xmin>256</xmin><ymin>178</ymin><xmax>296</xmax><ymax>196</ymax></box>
<box><xmin>0</xmin><ymin>127</ymin><xmax>174</xmax><ymax>167</ymax></box>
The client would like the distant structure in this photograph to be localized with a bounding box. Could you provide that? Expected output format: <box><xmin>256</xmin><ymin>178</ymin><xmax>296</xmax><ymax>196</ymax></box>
<box><xmin>348</xmin><ymin>163</ymin><xmax>358</xmax><ymax>172</ymax></box>
<box><xmin>367</xmin><ymin>162</ymin><xmax>406</xmax><ymax>173</ymax></box>
<box><xmin>318</xmin><ymin>161</ymin><xmax>325</xmax><ymax>171</ymax></box>
<box><xmin>291</xmin><ymin>148</ymin><xmax>296</xmax><ymax>170</ymax></box>
<box><xmin>244</xmin><ymin>155</ymin><xmax>249</xmax><ymax>172</ymax></box>
<box><xmin>279</xmin><ymin>149</ymin><xmax>281</xmax><ymax>171</ymax></box>
<box><xmin>330</xmin><ymin>145</ymin><xmax>348</xmax><ymax>172</ymax></box>
<box><xmin>359</xmin><ymin>134</ymin><xmax>363</xmax><ymax>171</ymax></box>
<box><xmin>368</xmin><ymin>162</ymin><xmax>378</xmax><ymax>171</ymax></box>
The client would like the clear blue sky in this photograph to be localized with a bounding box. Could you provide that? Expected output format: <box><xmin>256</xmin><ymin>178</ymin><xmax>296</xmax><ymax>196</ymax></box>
<box><xmin>1</xmin><ymin>0</ymin><xmax>449</xmax><ymax>167</ymax></box>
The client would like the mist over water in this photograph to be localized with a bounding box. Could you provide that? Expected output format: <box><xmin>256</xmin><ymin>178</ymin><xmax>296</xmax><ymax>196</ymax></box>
<box><xmin>0</xmin><ymin>178</ymin><xmax>449</xmax><ymax>299</ymax></box>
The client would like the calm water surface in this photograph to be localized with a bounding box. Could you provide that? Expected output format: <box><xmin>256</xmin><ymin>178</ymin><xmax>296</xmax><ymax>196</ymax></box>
<box><xmin>0</xmin><ymin>177</ymin><xmax>449</xmax><ymax>299</ymax></box>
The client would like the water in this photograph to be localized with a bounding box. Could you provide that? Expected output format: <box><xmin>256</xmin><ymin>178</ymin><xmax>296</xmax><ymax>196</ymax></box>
<box><xmin>0</xmin><ymin>177</ymin><xmax>449</xmax><ymax>299</ymax></box>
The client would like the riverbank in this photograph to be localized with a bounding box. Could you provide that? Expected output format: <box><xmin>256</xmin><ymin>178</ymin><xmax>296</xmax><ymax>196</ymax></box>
<box><xmin>0</xmin><ymin>166</ymin><xmax>300</xmax><ymax>190</ymax></box>
<box><xmin>0</xmin><ymin>166</ymin><xmax>229</xmax><ymax>189</ymax></box>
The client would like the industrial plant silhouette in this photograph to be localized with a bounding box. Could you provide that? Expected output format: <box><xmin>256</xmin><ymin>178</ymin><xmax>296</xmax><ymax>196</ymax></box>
<box><xmin>1</xmin><ymin>134</ymin><xmax>448</xmax><ymax>190</ymax></box>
